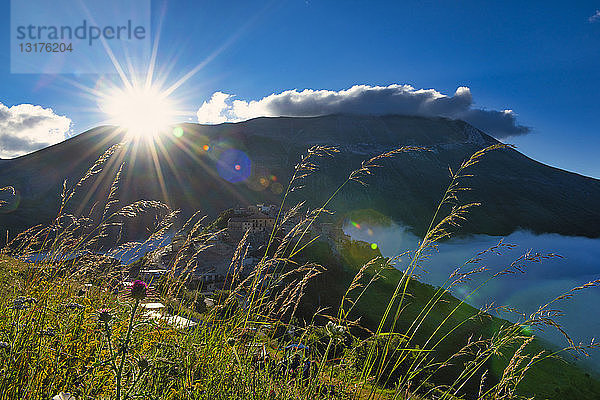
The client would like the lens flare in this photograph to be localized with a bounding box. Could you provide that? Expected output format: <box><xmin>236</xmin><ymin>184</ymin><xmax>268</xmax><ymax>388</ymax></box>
<box><xmin>350</xmin><ymin>221</ymin><xmax>361</xmax><ymax>229</ymax></box>
<box><xmin>0</xmin><ymin>187</ymin><xmax>20</xmax><ymax>214</ymax></box>
<box><xmin>216</xmin><ymin>149</ymin><xmax>251</xmax><ymax>183</ymax></box>
<box><xmin>270</xmin><ymin>182</ymin><xmax>283</xmax><ymax>194</ymax></box>
<box><xmin>172</xmin><ymin>126</ymin><xmax>184</xmax><ymax>137</ymax></box>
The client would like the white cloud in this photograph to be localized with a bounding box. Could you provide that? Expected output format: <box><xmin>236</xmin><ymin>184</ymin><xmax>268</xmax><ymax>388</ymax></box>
<box><xmin>589</xmin><ymin>10</ymin><xmax>600</xmax><ymax>23</ymax></box>
<box><xmin>195</xmin><ymin>92</ymin><xmax>235</xmax><ymax>124</ymax></box>
<box><xmin>196</xmin><ymin>84</ymin><xmax>529</xmax><ymax>138</ymax></box>
<box><xmin>0</xmin><ymin>102</ymin><xmax>71</xmax><ymax>158</ymax></box>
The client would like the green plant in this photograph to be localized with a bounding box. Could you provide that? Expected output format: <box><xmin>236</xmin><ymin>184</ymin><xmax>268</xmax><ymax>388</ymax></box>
<box><xmin>0</xmin><ymin>142</ymin><xmax>598</xmax><ymax>400</ymax></box>
<box><xmin>97</xmin><ymin>280</ymin><xmax>151</xmax><ymax>400</ymax></box>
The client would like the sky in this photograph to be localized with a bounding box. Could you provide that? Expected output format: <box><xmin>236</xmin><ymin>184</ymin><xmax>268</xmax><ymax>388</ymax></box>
<box><xmin>0</xmin><ymin>0</ymin><xmax>599</xmax><ymax>177</ymax></box>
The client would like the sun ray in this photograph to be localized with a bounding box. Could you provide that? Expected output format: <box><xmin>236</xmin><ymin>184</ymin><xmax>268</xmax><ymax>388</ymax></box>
<box><xmin>151</xmin><ymin>132</ymin><xmax>187</xmax><ymax>191</ymax></box>
<box><xmin>74</xmin><ymin>132</ymin><xmax>129</xmax><ymax>216</ymax></box>
<box><xmin>147</xmin><ymin>138</ymin><xmax>171</xmax><ymax>206</ymax></box>
<box><xmin>50</xmin><ymin>2</ymin><xmax>282</xmax><ymax>218</ymax></box>
<box><xmin>76</xmin><ymin>0</ymin><xmax>134</xmax><ymax>92</ymax></box>
<box><xmin>145</xmin><ymin>2</ymin><xmax>166</xmax><ymax>91</ymax></box>
<box><xmin>162</xmin><ymin>1</ymin><xmax>273</xmax><ymax>97</ymax></box>
<box><xmin>165</xmin><ymin>131</ymin><xmax>253</xmax><ymax>206</ymax></box>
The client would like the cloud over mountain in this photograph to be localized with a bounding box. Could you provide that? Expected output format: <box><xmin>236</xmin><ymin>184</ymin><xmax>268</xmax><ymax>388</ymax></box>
<box><xmin>196</xmin><ymin>84</ymin><xmax>529</xmax><ymax>138</ymax></box>
<box><xmin>0</xmin><ymin>102</ymin><xmax>71</xmax><ymax>158</ymax></box>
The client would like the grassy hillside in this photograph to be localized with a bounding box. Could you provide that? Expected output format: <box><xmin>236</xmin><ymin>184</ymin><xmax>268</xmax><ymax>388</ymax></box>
<box><xmin>298</xmin><ymin>239</ymin><xmax>600</xmax><ymax>399</ymax></box>
<box><xmin>2</xmin><ymin>138</ymin><xmax>598</xmax><ymax>399</ymax></box>
<box><xmin>1</xmin><ymin>234</ymin><xmax>597</xmax><ymax>400</ymax></box>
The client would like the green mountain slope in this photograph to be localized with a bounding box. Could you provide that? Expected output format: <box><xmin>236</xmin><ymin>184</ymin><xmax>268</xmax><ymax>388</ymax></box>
<box><xmin>299</xmin><ymin>239</ymin><xmax>600</xmax><ymax>399</ymax></box>
<box><xmin>1</xmin><ymin>115</ymin><xmax>599</xmax><ymax>242</ymax></box>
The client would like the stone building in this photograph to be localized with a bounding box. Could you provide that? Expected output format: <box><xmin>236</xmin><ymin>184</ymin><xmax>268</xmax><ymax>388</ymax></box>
<box><xmin>227</xmin><ymin>212</ymin><xmax>276</xmax><ymax>237</ymax></box>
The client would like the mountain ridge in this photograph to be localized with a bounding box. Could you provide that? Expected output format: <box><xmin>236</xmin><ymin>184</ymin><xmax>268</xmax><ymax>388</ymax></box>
<box><xmin>1</xmin><ymin>114</ymin><xmax>599</xmax><ymax>241</ymax></box>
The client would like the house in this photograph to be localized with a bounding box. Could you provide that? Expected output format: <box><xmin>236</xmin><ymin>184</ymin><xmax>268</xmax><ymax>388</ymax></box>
<box><xmin>227</xmin><ymin>212</ymin><xmax>275</xmax><ymax>236</ymax></box>
<box><xmin>233</xmin><ymin>206</ymin><xmax>247</xmax><ymax>215</ymax></box>
<box><xmin>189</xmin><ymin>269</ymin><xmax>224</xmax><ymax>292</ymax></box>
<box><xmin>139</xmin><ymin>268</ymin><xmax>168</xmax><ymax>283</ymax></box>
<box><xmin>248</xmin><ymin>204</ymin><xmax>276</xmax><ymax>214</ymax></box>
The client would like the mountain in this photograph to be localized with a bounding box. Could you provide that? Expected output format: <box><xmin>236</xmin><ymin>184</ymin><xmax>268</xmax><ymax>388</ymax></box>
<box><xmin>1</xmin><ymin>114</ymin><xmax>599</xmax><ymax>241</ymax></box>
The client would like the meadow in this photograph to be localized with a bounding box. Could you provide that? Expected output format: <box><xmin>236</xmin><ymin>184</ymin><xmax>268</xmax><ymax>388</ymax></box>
<box><xmin>0</xmin><ymin>143</ymin><xmax>598</xmax><ymax>400</ymax></box>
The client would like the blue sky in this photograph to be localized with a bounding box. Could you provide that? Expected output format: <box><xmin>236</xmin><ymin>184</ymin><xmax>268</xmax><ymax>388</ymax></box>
<box><xmin>1</xmin><ymin>0</ymin><xmax>599</xmax><ymax>177</ymax></box>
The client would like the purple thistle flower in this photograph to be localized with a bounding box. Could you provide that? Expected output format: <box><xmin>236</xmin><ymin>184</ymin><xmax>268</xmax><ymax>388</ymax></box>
<box><xmin>130</xmin><ymin>280</ymin><xmax>148</xmax><ymax>301</ymax></box>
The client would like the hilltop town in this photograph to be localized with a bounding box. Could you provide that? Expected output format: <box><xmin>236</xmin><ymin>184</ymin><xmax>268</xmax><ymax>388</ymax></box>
<box><xmin>135</xmin><ymin>204</ymin><xmax>350</xmax><ymax>294</ymax></box>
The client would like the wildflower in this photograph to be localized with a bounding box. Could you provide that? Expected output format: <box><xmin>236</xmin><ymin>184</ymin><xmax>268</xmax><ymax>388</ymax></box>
<box><xmin>98</xmin><ymin>309</ymin><xmax>113</xmax><ymax>323</ymax></box>
<box><xmin>129</xmin><ymin>280</ymin><xmax>148</xmax><ymax>301</ymax></box>
<box><xmin>52</xmin><ymin>393</ymin><xmax>75</xmax><ymax>400</ymax></box>
<box><xmin>325</xmin><ymin>321</ymin><xmax>345</xmax><ymax>339</ymax></box>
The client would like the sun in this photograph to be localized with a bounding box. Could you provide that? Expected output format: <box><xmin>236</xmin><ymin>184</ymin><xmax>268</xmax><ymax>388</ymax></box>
<box><xmin>101</xmin><ymin>85</ymin><xmax>177</xmax><ymax>139</ymax></box>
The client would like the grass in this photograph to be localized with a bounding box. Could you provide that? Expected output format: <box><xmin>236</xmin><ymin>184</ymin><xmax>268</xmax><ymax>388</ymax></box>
<box><xmin>299</xmin><ymin>240</ymin><xmax>600</xmax><ymax>399</ymax></box>
<box><xmin>0</xmin><ymin>142</ymin><xmax>598</xmax><ymax>399</ymax></box>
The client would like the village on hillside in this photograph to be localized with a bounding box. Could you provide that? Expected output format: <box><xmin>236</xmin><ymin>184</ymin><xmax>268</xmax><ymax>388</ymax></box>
<box><xmin>135</xmin><ymin>203</ymin><xmax>350</xmax><ymax>295</ymax></box>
